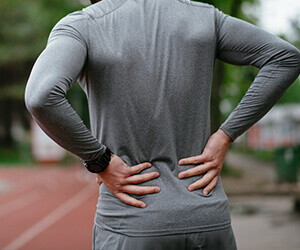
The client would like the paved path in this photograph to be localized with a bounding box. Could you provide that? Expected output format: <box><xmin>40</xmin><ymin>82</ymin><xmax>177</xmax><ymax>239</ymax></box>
<box><xmin>229</xmin><ymin>195</ymin><xmax>300</xmax><ymax>250</ymax></box>
<box><xmin>223</xmin><ymin>151</ymin><xmax>300</xmax><ymax>250</ymax></box>
<box><xmin>0</xmin><ymin>165</ymin><xmax>98</xmax><ymax>250</ymax></box>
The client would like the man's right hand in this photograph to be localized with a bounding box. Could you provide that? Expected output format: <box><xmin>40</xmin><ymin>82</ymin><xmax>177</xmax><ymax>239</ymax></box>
<box><xmin>96</xmin><ymin>154</ymin><xmax>160</xmax><ymax>208</ymax></box>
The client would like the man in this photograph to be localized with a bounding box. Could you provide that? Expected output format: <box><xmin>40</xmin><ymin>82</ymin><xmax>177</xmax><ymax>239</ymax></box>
<box><xmin>25</xmin><ymin>0</ymin><xmax>300</xmax><ymax>249</ymax></box>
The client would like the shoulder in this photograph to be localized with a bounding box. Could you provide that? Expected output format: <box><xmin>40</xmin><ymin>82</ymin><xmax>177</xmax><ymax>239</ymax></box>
<box><xmin>176</xmin><ymin>1</ymin><xmax>226</xmax><ymax>24</ymax></box>
<box><xmin>48</xmin><ymin>10</ymin><xmax>90</xmax><ymax>46</ymax></box>
<box><xmin>53</xmin><ymin>10</ymin><xmax>90</xmax><ymax>30</ymax></box>
<box><xmin>211</xmin><ymin>6</ymin><xmax>229</xmax><ymax>31</ymax></box>
<box><xmin>81</xmin><ymin>0</ymin><xmax>128</xmax><ymax>19</ymax></box>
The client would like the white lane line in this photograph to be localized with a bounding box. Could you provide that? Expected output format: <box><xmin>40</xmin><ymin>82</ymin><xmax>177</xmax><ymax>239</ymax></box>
<box><xmin>2</xmin><ymin>184</ymin><xmax>97</xmax><ymax>250</ymax></box>
<box><xmin>0</xmin><ymin>189</ymin><xmax>43</xmax><ymax>218</ymax></box>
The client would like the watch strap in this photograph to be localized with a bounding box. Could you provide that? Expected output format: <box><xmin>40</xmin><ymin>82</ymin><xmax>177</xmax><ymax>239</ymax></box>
<box><xmin>83</xmin><ymin>147</ymin><xmax>113</xmax><ymax>173</ymax></box>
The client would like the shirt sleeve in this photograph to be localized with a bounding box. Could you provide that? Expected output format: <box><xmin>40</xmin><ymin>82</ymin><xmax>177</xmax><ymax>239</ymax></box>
<box><xmin>25</xmin><ymin>12</ymin><xmax>107</xmax><ymax>161</ymax></box>
<box><xmin>215</xmin><ymin>9</ymin><xmax>300</xmax><ymax>141</ymax></box>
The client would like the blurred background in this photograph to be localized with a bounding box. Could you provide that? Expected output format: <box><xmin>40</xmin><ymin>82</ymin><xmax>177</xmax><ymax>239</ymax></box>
<box><xmin>0</xmin><ymin>0</ymin><xmax>299</xmax><ymax>249</ymax></box>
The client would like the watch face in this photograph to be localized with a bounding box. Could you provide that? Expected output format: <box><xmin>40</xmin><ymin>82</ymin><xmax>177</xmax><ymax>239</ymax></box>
<box><xmin>84</xmin><ymin>147</ymin><xmax>112</xmax><ymax>173</ymax></box>
<box><xmin>87</xmin><ymin>163</ymin><xmax>104</xmax><ymax>173</ymax></box>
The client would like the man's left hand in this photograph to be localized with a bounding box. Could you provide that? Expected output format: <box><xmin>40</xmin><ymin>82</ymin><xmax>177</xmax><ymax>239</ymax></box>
<box><xmin>178</xmin><ymin>129</ymin><xmax>232</xmax><ymax>195</ymax></box>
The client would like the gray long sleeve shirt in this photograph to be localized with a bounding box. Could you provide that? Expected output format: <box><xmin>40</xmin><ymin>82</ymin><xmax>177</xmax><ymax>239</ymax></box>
<box><xmin>25</xmin><ymin>0</ymin><xmax>300</xmax><ymax>236</ymax></box>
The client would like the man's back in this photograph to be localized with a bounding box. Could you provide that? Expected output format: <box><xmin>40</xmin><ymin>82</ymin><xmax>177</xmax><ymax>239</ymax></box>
<box><xmin>65</xmin><ymin>0</ymin><xmax>230</xmax><ymax>236</ymax></box>
<box><xmin>25</xmin><ymin>0</ymin><xmax>300</xmax><ymax>239</ymax></box>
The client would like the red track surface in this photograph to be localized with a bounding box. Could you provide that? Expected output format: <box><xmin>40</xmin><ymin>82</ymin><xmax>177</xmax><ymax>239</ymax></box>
<box><xmin>0</xmin><ymin>165</ymin><xmax>99</xmax><ymax>250</ymax></box>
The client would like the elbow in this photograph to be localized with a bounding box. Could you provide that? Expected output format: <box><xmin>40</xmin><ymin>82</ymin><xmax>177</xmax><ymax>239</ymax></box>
<box><xmin>266</xmin><ymin>43</ymin><xmax>300</xmax><ymax>81</ymax></box>
<box><xmin>288</xmin><ymin>45</ymin><xmax>300</xmax><ymax>69</ymax></box>
<box><xmin>293</xmin><ymin>47</ymin><xmax>300</xmax><ymax>72</ymax></box>
<box><xmin>265</xmin><ymin>41</ymin><xmax>300</xmax><ymax>68</ymax></box>
<box><xmin>24</xmin><ymin>78</ymin><xmax>53</xmax><ymax>116</ymax></box>
<box><xmin>280</xmin><ymin>44</ymin><xmax>300</xmax><ymax>72</ymax></box>
<box><xmin>286</xmin><ymin>46</ymin><xmax>300</xmax><ymax>81</ymax></box>
<box><xmin>24</xmin><ymin>86</ymin><xmax>48</xmax><ymax>116</ymax></box>
<box><xmin>25</xmin><ymin>79</ymin><xmax>67</xmax><ymax>117</ymax></box>
<box><xmin>274</xmin><ymin>46</ymin><xmax>300</xmax><ymax>91</ymax></box>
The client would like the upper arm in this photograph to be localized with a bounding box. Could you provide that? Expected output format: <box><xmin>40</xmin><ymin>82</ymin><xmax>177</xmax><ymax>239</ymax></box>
<box><xmin>215</xmin><ymin>9</ymin><xmax>300</xmax><ymax>69</ymax></box>
<box><xmin>25</xmin><ymin>13</ymin><xmax>88</xmax><ymax>111</ymax></box>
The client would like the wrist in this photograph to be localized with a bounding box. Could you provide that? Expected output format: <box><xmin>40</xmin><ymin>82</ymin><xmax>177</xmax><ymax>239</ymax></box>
<box><xmin>214</xmin><ymin>129</ymin><xmax>232</xmax><ymax>145</ymax></box>
<box><xmin>83</xmin><ymin>147</ymin><xmax>113</xmax><ymax>173</ymax></box>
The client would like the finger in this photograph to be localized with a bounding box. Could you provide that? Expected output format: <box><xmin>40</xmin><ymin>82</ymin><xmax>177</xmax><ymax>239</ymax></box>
<box><xmin>126</xmin><ymin>172</ymin><xmax>160</xmax><ymax>184</ymax></box>
<box><xmin>115</xmin><ymin>192</ymin><xmax>147</xmax><ymax>208</ymax></box>
<box><xmin>202</xmin><ymin>176</ymin><xmax>219</xmax><ymax>196</ymax></box>
<box><xmin>188</xmin><ymin>170</ymin><xmax>217</xmax><ymax>191</ymax></box>
<box><xmin>178</xmin><ymin>154</ymin><xmax>209</xmax><ymax>165</ymax></box>
<box><xmin>122</xmin><ymin>185</ymin><xmax>160</xmax><ymax>195</ymax></box>
<box><xmin>178</xmin><ymin>163</ymin><xmax>212</xmax><ymax>179</ymax></box>
<box><xmin>129</xmin><ymin>162</ymin><xmax>152</xmax><ymax>175</ymax></box>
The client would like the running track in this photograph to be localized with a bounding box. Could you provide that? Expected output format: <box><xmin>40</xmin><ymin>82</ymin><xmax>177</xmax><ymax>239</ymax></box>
<box><xmin>0</xmin><ymin>165</ymin><xmax>99</xmax><ymax>250</ymax></box>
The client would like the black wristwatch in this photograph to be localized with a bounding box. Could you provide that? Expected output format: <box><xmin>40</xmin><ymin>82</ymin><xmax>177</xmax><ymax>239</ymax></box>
<box><xmin>83</xmin><ymin>147</ymin><xmax>113</xmax><ymax>173</ymax></box>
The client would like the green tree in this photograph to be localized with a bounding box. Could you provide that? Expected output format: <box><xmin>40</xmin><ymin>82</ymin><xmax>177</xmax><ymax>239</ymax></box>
<box><xmin>0</xmin><ymin>0</ymin><xmax>86</xmax><ymax>146</ymax></box>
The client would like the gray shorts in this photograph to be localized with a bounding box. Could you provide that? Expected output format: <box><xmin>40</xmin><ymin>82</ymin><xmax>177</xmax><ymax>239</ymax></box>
<box><xmin>92</xmin><ymin>225</ymin><xmax>237</xmax><ymax>250</ymax></box>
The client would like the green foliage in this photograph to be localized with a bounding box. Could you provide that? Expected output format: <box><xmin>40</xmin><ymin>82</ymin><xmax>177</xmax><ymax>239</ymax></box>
<box><xmin>231</xmin><ymin>146</ymin><xmax>276</xmax><ymax>162</ymax></box>
<box><xmin>0</xmin><ymin>0</ymin><xmax>89</xmax><ymax>149</ymax></box>
<box><xmin>220</xmin><ymin>64</ymin><xmax>259</xmax><ymax>117</ymax></box>
<box><xmin>194</xmin><ymin>0</ymin><xmax>258</xmax><ymax>17</ymax></box>
<box><xmin>0</xmin><ymin>0</ymin><xmax>88</xmax><ymax>116</ymax></box>
<box><xmin>0</xmin><ymin>0</ymin><xmax>85</xmax><ymax>65</ymax></box>
<box><xmin>277</xmin><ymin>78</ymin><xmax>300</xmax><ymax>104</ymax></box>
<box><xmin>0</xmin><ymin>82</ymin><xmax>26</xmax><ymax>100</ymax></box>
<box><xmin>0</xmin><ymin>143</ymin><xmax>33</xmax><ymax>165</ymax></box>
